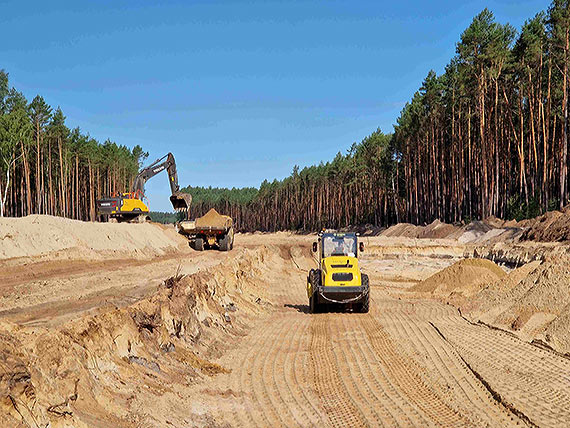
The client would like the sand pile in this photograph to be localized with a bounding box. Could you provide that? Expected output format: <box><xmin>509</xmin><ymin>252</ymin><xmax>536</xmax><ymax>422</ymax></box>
<box><xmin>520</xmin><ymin>206</ymin><xmax>570</xmax><ymax>241</ymax></box>
<box><xmin>382</xmin><ymin>220</ymin><xmax>461</xmax><ymax>239</ymax></box>
<box><xmin>410</xmin><ymin>258</ymin><xmax>506</xmax><ymax>298</ymax></box>
<box><xmin>417</xmin><ymin>220</ymin><xmax>460</xmax><ymax>239</ymax></box>
<box><xmin>381</xmin><ymin>223</ymin><xmax>422</xmax><ymax>238</ymax></box>
<box><xmin>195</xmin><ymin>208</ymin><xmax>232</xmax><ymax>229</ymax></box>
<box><xmin>0</xmin><ymin>215</ymin><xmax>185</xmax><ymax>262</ymax></box>
<box><xmin>464</xmin><ymin>255</ymin><xmax>570</xmax><ymax>354</ymax></box>
<box><xmin>381</xmin><ymin>218</ymin><xmax>522</xmax><ymax>243</ymax></box>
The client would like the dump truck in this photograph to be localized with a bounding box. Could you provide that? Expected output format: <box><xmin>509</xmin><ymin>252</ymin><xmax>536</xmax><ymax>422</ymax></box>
<box><xmin>177</xmin><ymin>208</ymin><xmax>234</xmax><ymax>251</ymax></box>
<box><xmin>96</xmin><ymin>153</ymin><xmax>192</xmax><ymax>223</ymax></box>
<box><xmin>307</xmin><ymin>232</ymin><xmax>369</xmax><ymax>313</ymax></box>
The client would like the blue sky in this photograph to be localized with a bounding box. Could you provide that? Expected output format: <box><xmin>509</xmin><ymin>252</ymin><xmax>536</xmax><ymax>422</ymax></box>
<box><xmin>1</xmin><ymin>0</ymin><xmax>549</xmax><ymax>211</ymax></box>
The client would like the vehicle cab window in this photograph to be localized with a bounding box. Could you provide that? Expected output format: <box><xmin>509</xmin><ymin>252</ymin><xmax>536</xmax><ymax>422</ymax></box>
<box><xmin>322</xmin><ymin>235</ymin><xmax>357</xmax><ymax>258</ymax></box>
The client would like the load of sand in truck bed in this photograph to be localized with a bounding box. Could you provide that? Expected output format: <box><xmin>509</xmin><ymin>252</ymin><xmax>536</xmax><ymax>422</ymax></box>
<box><xmin>178</xmin><ymin>209</ymin><xmax>233</xmax><ymax>235</ymax></box>
<box><xmin>195</xmin><ymin>209</ymin><xmax>232</xmax><ymax>229</ymax></box>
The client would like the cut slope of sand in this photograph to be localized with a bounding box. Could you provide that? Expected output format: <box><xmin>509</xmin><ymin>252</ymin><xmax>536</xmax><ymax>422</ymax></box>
<box><xmin>464</xmin><ymin>256</ymin><xmax>570</xmax><ymax>353</ymax></box>
<box><xmin>0</xmin><ymin>215</ymin><xmax>185</xmax><ymax>262</ymax></box>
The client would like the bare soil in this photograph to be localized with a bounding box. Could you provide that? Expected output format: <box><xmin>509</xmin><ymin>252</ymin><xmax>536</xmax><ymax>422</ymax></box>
<box><xmin>1</xmin><ymin>216</ymin><xmax>569</xmax><ymax>427</ymax></box>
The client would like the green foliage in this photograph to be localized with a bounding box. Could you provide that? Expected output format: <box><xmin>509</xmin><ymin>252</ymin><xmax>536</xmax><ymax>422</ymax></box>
<box><xmin>184</xmin><ymin>129</ymin><xmax>398</xmax><ymax>231</ymax></box>
<box><xmin>181</xmin><ymin>185</ymin><xmax>259</xmax><ymax>204</ymax></box>
<box><xmin>149</xmin><ymin>211</ymin><xmax>185</xmax><ymax>224</ymax></box>
<box><xmin>506</xmin><ymin>195</ymin><xmax>543</xmax><ymax>221</ymax></box>
<box><xmin>0</xmin><ymin>69</ymin><xmax>9</xmax><ymax>113</ymax></box>
<box><xmin>0</xmin><ymin>90</ymin><xmax>32</xmax><ymax>170</ymax></box>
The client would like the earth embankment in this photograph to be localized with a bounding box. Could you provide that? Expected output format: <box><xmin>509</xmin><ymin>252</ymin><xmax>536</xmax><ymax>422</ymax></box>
<box><xmin>1</xmin><ymin>216</ymin><xmax>570</xmax><ymax>427</ymax></box>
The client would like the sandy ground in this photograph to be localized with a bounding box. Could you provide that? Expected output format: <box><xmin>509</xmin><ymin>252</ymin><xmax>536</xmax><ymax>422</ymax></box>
<box><xmin>1</xmin><ymin>217</ymin><xmax>570</xmax><ymax>427</ymax></box>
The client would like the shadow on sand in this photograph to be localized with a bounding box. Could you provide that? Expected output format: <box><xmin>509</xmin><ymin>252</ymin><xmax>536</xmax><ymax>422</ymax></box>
<box><xmin>284</xmin><ymin>303</ymin><xmax>310</xmax><ymax>314</ymax></box>
<box><xmin>284</xmin><ymin>303</ymin><xmax>354</xmax><ymax>314</ymax></box>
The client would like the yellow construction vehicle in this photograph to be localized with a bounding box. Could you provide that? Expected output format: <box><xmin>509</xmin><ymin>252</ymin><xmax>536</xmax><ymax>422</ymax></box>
<box><xmin>307</xmin><ymin>232</ymin><xmax>369</xmax><ymax>313</ymax></box>
<box><xmin>96</xmin><ymin>153</ymin><xmax>192</xmax><ymax>222</ymax></box>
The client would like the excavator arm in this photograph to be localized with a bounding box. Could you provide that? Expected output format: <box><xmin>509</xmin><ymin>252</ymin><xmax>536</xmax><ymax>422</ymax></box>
<box><xmin>132</xmin><ymin>153</ymin><xmax>192</xmax><ymax>215</ymax></box>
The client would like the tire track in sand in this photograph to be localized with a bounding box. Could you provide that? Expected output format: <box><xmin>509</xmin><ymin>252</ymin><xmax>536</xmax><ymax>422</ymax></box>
<box><xmin>433</xmin><ymin>317</ymin><xmax>570</xmax><ymax>428</ymax></box>
<box><xmin>220</xmin><ymin>309</ymin><xmax>327</xmax><ymax>427</ymax></box>
<box><xmin>379</xmin><ymin>306</ymin><xmax>521</xmax><ymax>427</ymax></box>
<box><xmin>328</xmin><ymin>314</ymin><xmax>386</xmax><ymax>425</ymax></box>
<box><xmin>359</xmin><ymin>313</ymin><xmax>471</xmax><ymax>427</ymax></box>
<box><xmin>339</xmin><ymin>314</ymin><xmax>415</xmax><ymax>427</ymax></box>
<box><xmin>309</xmin><ymin>314</ymin><xmax>367</xmax><ymax>427</ymax></box>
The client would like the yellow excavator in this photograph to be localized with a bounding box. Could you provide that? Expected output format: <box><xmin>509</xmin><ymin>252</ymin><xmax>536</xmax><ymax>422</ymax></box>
<box><xmin>96</xmin><ymin>153</ymin><xmax>192</xmax><ymax>223</ymax></box>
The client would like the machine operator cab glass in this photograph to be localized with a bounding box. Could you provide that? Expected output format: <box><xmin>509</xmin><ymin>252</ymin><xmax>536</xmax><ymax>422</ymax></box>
<box><xmin>322</xmin><ymin>234</ymin><xmax>357</xmax><ymax>258</ymax></box>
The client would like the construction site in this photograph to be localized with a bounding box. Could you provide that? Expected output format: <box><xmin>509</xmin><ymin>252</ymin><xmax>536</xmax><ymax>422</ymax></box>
<box><xmin>1</xmin><ymin>211</ymin><xmax>570</xmax><ymax>427</ymax></box>
<box><xmin>5</xmin><ymin>1</ymin><xmax>570</xmax><ymax>427</ymax></box>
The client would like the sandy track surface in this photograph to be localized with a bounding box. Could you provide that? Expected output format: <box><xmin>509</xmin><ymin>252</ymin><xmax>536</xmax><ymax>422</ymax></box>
<box><xmin>2</xmin><ymin>221</ymin><xmax>569</xmax><ymax>427</ymax></box>
<box><xmin>197</xmin><ymin>262</ymin><xmax>570</xmax><ymax>427</ymax></box>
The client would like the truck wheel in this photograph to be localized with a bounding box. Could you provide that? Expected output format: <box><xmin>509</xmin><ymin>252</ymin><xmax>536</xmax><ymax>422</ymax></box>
<box><xmin>219</xmin><ymin>233</ymin><xmax>230</xmax><ymax>251</ymax></box>
<box><xmin>309</xmin><ymin>269</ymin><xmax>322</xmax><ymax>313</ymax></box>
<box><xmin>358</xmin><ymin>274</ymin><xmax>370</xmax><ymax>313</ymax></box>
<box><xmin>194</xmin><ymin>237</ymin><xmax>204</xmax><ymax>251</ymax></box>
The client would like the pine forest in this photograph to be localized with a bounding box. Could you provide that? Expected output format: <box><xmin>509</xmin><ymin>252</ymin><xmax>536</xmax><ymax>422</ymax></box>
<box><xmin>4</xmin><ymin>2</ymin><xmax>570</xmax><ymax>232</ymax></box>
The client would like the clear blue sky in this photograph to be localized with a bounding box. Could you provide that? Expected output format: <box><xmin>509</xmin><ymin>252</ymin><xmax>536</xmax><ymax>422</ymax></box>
<box><xmin>1</xmin><ymin>0</ymin><xmax>549</xmax><ymax>211</ymax></box>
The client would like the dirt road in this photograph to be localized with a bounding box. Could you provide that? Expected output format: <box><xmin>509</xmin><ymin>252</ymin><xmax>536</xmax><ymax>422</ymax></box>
<box><xmin>1</xmin><ymin>221</ymin><xmax>569</xmax><ymax>427</ymax></box>
<box><xmin>194</xmin><ymin>248</ymin><xmax>570</xmax><ymax>428</ymax></box>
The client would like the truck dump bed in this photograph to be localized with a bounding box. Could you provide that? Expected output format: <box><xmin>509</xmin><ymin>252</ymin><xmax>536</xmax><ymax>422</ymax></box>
<box><xmin>178</xmin><ymin>208</ymin><xmax>233</xmax><ymax>235</ymax></box>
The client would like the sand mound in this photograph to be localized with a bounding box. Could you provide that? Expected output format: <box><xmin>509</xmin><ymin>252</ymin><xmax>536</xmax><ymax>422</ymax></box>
<box><xmin>0</xmin><ymin>215</ymin><xmax>185</xmax><ymax>262</ymax></box>
<box><xmin>417</xmin><ymin>220</ymin><xmax>459</xmax><ymax>239</ymax></box>
<box><xmin>411</xmin><ymin>258</ymin><xmax>506</xmax><ymax>297</ymax></box>
<box><xmin>520</xmin><ymin>206</ymin><xmax>570</xmax><ymax>241</ymax></box>
<box><xmin>381</xmin><ymin>218</ymin><xmax>522</xmax><ymax>243</ymax></box>
<box><xmin>381</xmin><ymin>223</ymin><xmax>422</xmax><ymax>238</ymax></box>
<box><xmin>464</xmin><ymin>255</ymin><xmax>570</xmax><ymax>354</ymax></box>
<box><xmin>382</xmin><ymin>220</ymin><xmax>461</xmax><ymax>239</ymax></box>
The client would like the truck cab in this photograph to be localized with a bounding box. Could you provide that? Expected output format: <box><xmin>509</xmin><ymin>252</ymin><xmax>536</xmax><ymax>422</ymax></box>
<box><xmin>307</xmin><ymin>232</ymin><xmax>369</xmax><ymax>313</ymax></box>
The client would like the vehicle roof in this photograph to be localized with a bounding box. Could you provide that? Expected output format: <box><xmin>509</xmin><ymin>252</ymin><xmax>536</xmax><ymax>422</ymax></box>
<box><xmin>320</xmin><ymin>232</ymin><xmax>357</xmax><ymax>238</ymax></box>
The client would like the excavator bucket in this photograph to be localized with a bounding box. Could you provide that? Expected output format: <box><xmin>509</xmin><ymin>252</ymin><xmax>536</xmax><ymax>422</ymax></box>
<box><xmin>170</xmin><ymin>192</ymin><xmax>192</xmax><ymax>214</ymax></box>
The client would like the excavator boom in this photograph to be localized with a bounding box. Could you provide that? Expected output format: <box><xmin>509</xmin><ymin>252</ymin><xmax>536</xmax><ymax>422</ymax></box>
<box><xmin>96</xmin><ymin>152</ymin><xmax>191</xmax><ymax>222</ymax></box>
<box><xmin>131</xmin><ymin>153</ymin><xmax>192</xmax><ymax>214</ymax></box>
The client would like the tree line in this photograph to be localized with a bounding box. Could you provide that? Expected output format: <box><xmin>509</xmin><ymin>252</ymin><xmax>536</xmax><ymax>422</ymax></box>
<box><xmin>394</xmin><ymin>2</ymin><xmax>570</xmax><ymax>224</ymax></box>
<box><xmin>184</xmin><ymin>3</ymin><xmax>570</xmax><ymax>231</ymax></box>
<box><xmin>183</xmin><ymin>130</ymin><xmax>397</xmax><ymax>231</ymax></box>
<box><xmin>5</xmin><ymin>2</ymin><xmax>570</xmax><ymax>231</ymax></box>
<box><xmin>0</xmin><ymin>70</ymin><xmax>147</xmax><ymax>220</ymax></box>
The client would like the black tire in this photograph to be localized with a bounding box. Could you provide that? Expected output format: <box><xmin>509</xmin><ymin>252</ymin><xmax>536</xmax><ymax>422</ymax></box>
<box><xmin>309</xmin><ymin>292</ymin><xmax>318</xmax><ymax>314</ymax></box>
<box><xmin>309</xmin><ymin>269</ymin><xmax>322</xmax><ymax>313</ymax></box>
<box><xmin>194</xmin><ymin>237</ymin><xmax>204</xmax><ymax>251</ymax></box>
<box><xmin>219</xmin><ymin>233</ymin><xmax>230</xmax><ymax>251</ymax></box>
<box><xmin>358</xmin><ymin>274</ymin><xmax>370</xmax><ymax>313</ymax></box>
